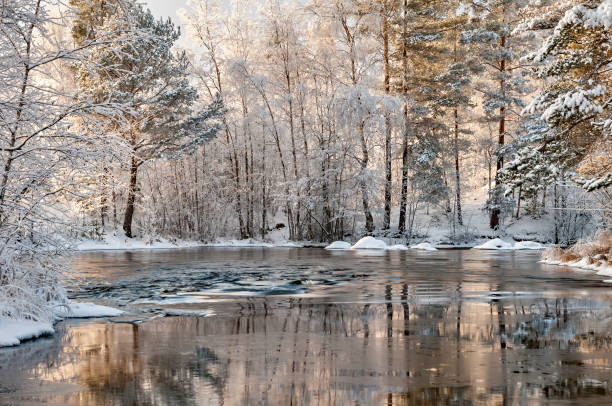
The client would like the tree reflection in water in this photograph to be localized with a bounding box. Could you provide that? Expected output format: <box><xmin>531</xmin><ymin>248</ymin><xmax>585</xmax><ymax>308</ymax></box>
<box><xmin>1</xmin><ymin>294</ymin><xmax>612</xmax><ymax>405</ymax></box>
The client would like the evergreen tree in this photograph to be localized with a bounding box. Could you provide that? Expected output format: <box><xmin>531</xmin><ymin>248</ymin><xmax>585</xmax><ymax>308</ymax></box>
<box><xmin>524</xmin><ymin>0</ymin><xmax>612</xmax><ymax>193</ymax></box>
<box><xmin>72</xmin><ymin>1</ymin><xmax>223</xmax><ymax>237</ymax></box>
<box><xmin>459</xmin><ymin>0</ymin><xmax>530</xmax><ymax>229</ymax></box>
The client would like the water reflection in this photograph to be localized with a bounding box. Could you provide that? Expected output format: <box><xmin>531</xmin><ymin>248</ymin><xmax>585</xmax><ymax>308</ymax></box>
<box><xmin>1</xmin><ymin>249</ymin><xmax>612</xmax><ymax>405</ymax></box>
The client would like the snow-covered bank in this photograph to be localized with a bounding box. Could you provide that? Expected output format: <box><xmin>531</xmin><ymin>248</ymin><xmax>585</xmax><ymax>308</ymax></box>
<box><xmin>54</xmin><ymin>301</ymin><xmax>125</xmax><ymax>318</ymax></box>
<box><xmin>473</xmin><ymin>238</ymin><xmax>544</xmax><ymax>250</ymax></box>
<box><xmin>74</xmin><ymin>232</ymin><xmax>324</xmax><ymax>252</ymax></box>
<box><xmin>75</xmin><ymin>233</ymin><xmax>208</xmax><ymax>251</ymax></box>
<box><xmin>0</xmin><ymin>301</ymin><xmax>125</xmax><ymax>348</ymax></box>
<box><xmin>0</xmin><ymin>319</ymin><xmax>55</xmax><ymax>347</ymax></box>
<box><xmin>327</xmin><ymin>237</ymin><xmax>433</xmax><ymax>251</ymax></box>
<box><xmin>539</xmin><ymin>231</ymin><xmax>611</xmax><ymax>279</ymax></box>
<box><xmin>410</xmin><ymin>242</ymin><xmax>438</xmax><ymax>251</ymax></box>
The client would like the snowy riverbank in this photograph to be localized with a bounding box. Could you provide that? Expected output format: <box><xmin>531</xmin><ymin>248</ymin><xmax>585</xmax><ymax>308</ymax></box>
<box><xmin>0</xmin><ymin>302</ymin><xmax>124</xmax><ymax>348</ymax></box>
<box><xmin>539</xmin><ymin>231</ymin><xmax>611</xmax><ymax>280</ymax></box>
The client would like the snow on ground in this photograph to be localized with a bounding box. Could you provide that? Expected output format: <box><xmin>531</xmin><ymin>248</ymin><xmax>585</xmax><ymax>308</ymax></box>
<box><xmin>514</xmin><ymin>241</ymin><xmax>545</xmax><ymax>250</ymax></box>
<box><xmin>54</xmin><ymin>301</ymin><xmax>125</xmax><ymax>318</ymax></box>
<box><xmin>473</xmin><ymin>238</ymin><xmax>544</xmax><ymax>250</ymax></box>
<box><xmin>76</xmin><ymin>232</ymin><xmax>207</xmax><ymax>251</ymax></box>
<box><xmin>325</xmin><ymin>241</ymin><xmax>352</xmax><ymax>250</ymax></box>
<box><xmin>351</xmin><ymin>236</ymin><xmax>388</xmax><ymax>250</ymax></box>
<box><xmin>541</xmin><ymin>258</ymin><xmax>612</xmax><ymax>276</ymax></box>
<box><xmin>75</xmin><ymin>231</ymin><xmax>318</xmax><ymax>251</ymax></box>
<box><xmin>386</xmin><ymin>244</ymin><xmax>409</xmax><ymax>251</ymax></box>
<box><xmin>473</xmin><ymin>238</ymin><xmax>515</xmax><ymax>250</ymax></box>
<box><xmin>1</xmin><ymin>301</ymin><xmax>126</xmax><ymax>348</ymax></box>
<box><xmin>0</xmin><ymin>319</ymin><xmax>54</xmax><ymax>347</ymax></box>
<box><xmin>410</xmin><ymin>242</ymin><xmax>438</xmax><ymax>251</ymax></box>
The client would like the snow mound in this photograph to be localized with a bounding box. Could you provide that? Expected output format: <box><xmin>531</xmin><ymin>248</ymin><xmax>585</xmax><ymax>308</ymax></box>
<box><xmin>514</xmin><ymin>241</ymin><xmax>544</xmax><ymax>250</ymax></box>
<box><xmin>350</xmin><ymin>236</ymin><xmax>387</xmax><ymax>250</ymax></box>
<box><xmin>55</xmin><ymin>301</ymin><xmax>125</xmax><ymax>319</ymax></box>
<box><xmin>410</xmin><ymin>242</ymin><xmax>438</xmax><ymax>251</ymax></box>
<box><xmin>0</xmin><ymin>318</ymin><xmax>54</xmax><ymax>347</ymax></box>
<box><xmin>325</xmin><ymin>241</ymin><xmax>352</xmax><ymax>250</ymax></box>
<box><xmin>386</xmin><ymin>244</ymin><xmax>409</xmax><ymax>251</ymax></box>
<box><xmin>473</xmin><ymin>238</ymin><xmax>514</xmax><ymax>250</ymax></box>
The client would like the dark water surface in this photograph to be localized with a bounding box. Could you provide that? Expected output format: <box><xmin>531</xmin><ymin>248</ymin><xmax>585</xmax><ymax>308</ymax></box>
<box><xmin>2</xmin><ymin>248</ymin><xmax>612</xmax><ymax>405</ymax></box>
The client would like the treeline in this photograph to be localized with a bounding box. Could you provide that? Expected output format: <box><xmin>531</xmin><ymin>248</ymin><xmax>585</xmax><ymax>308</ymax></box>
<box><xmin>119</xmin><ymin>0</ymin><xmax>609</xmax><ymax>243</ymax></box>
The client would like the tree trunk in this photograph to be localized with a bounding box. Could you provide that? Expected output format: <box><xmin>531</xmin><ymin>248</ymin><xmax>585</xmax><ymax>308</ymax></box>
<box><xmin>454</xmin><ymin>107</ymin><xmax>463</xmax><ymax>226</ymax></box>
<box><xmin>382</xmin><ymin>7</ymin><xmax>392</xmax><ymax>230</ymax></box>
<box><xmin>398</xmin><ymin>0</ymin><xmax>410</xmax><ymax>234</ymax></box>
<box><xmin>359</xmin><ymin>121</ymin><xmax>374</xmax><ymax>233</ymax></box>
<box><xmin>122</xmin><ymin>155</ymin><xmax>139</xmax><ymax>238</ymax></box>
<box><xmin>399</xmin><ymin>104</ymin><xmax>410</xmax><ymax>233</ymax></box>
<box><xmin>490</xmin><ymin>34</ymin><xmax>506</xmax><ymax>230</ymax></box>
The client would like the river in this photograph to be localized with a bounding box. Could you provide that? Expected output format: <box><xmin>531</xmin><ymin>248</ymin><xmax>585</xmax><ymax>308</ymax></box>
<box><xmin>1</xmin><ymin>247</ymin><xmax>612</xmax><ymax>405</ymax></box>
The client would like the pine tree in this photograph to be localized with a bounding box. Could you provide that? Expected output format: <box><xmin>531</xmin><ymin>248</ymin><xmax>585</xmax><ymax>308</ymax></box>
<box><xmin>523</xmin><ymin>0</ymin><xmax>612</xmax><ymax>193</ymax></box>
<box><xmin>72</xmin><ymin>1</ymin><xmax>223</xmax><ymax>237</ymax></box>
<box><xmin>459</xmin><ymin>0</ymin><xmax>530</xmax><ymax>229</ymax></box>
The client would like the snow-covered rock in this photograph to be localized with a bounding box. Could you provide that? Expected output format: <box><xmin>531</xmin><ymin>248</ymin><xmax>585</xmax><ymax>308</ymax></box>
<box><xmin>350</xmin><ymin>236</ymin><xmax>387</xmax><ymax>250</ymax></box>
<box><xmin>386</xmin><ymin>244</ymin><xmax>409</xmax><ymax>251</ymax></box>
<box><xmin>410</xmin><ymin>242</ymin><xmax>438</xmax><ymax>251</ymax></box>
<box><xmin>54</xmin><ymin>301</ymin><xmax>125</xmax><ymax>319</ymax></box>
<box><xmin>473</xmin><ymin>238</ymin><xmax>514</xmax><ymax>250</ymax></box>
<box><xmin>513</xmin><ymin>241</ymin><xmax>544</xmax><ymax>250</ymax></box>
<box><xmin>0</xmin><ymin>318</ymin><xmax>54</xmax><ymax>347</ymax></box>
<box><xmin>325</xmin><ymin>241</ymin><xmax>352</xmax><ymax>250</ymax></box>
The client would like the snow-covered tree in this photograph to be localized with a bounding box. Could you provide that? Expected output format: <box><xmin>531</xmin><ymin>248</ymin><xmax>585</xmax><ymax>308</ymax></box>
<box><xmin>459</xmin><ymin>0</ymin><xmax>531</xmax><ymax>229</ymax></box>
<box><xmin>524</xmin><ymin>0</ymin><xmax>612</xmax><ymax>193</ymax></box>
<box><xmin>73</xmin><ymin>1</ymin><xmax>223</xmax><ymax>237</ymax></box>
<box><xmin>0</xmin><ymin>0</ymin><xmax>130</xmax><ymax>320</ymax></box>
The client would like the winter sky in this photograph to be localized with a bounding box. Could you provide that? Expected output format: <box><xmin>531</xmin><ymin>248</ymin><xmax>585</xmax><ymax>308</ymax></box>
<box><xmin>144</xmin><ymin>0</ymin><xmax>188</xmax><ymax>22</ymax></box>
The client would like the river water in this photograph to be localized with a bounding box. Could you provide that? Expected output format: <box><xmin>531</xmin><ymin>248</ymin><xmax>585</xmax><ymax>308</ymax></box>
<box><xmin>1</xmin><ymin>248</ymin><xmax>612</xmax><ymax>405</ymax></box>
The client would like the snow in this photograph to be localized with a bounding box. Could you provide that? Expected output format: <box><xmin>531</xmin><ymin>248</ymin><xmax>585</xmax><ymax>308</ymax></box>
<box><xmin>75</xmin><ymin>233</ymin><xmax>316</xmax><ymax>251</ymax></box>
<box><xmin>54</xmin><ymin>301</ymin><xmax>125</xmax><ymax>318</ymax></box>
<box><xmin>0</xmin><ymin>318</ymin><xmax>54</xmax><ymax>348</ymax></box>
<box><xmin>473</xmin><ymin>239</ymin><xmax>544</xmax><ymax>250</ymax></box>
<box><xmin>76</xmin><ymin>233</ymin><xmax>207</xmax><ymax>251</ymax></box>
<box><xmin>473</xmin><ymin>238</ymin><xmax>515</xmax><ymax>250</ymax></box>
<box><xmin>386</xmin><ymin>244</ymin><xmax>409</xmax><ymax>251</ymax></box>
<box><xmin>513</xmin><ymin>241</ymin><xmax>544</xmax><ymax>250</ymax></box>
<box><xmin>0</xmin><ymin>301</ymin><xmax>125</xmax><ymax>348</ymax></box>
<box><xmin>541</xmin><ymin>258</ymin><xmax>611</xmax><ymax>275</ymax></box>
<box><xmin>325</xmin><ymin>241</ymin><xmax>352</xmax><ymax>250</ymax></box>
<box><xmin>350</xmin><ymin>236</ymin><xmax>388</xmax><ymax>250</ymax></box>
<box><xmin>410</xmin><ymin>242</ymin><xmax>438</xmax><ymax>251</ymax></box>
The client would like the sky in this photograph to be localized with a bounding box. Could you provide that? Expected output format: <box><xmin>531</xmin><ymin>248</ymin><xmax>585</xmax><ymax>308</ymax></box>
<box><xmin>144</xmin><ymin>0</ymin><xmax>189</xmax><ymax>22</ymax></box>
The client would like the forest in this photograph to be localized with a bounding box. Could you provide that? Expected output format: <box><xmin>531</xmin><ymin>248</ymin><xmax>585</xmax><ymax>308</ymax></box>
<box><xmin>1</xmin><ymin>0</ymin><xmax>611</xmax><ymax>321</ymax></box>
